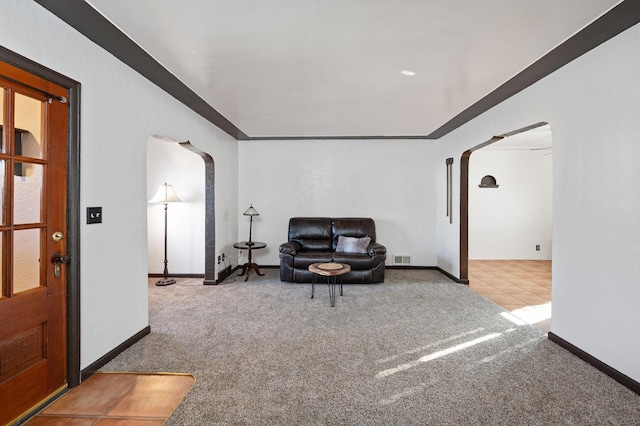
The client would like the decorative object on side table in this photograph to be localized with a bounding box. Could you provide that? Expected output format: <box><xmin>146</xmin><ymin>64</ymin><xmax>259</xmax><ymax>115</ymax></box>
<box><xmin>243</xmin><ymin>204</ymin><xmax>259</xmax><ymax>246</ymax></box>
<box><xmin>149</xmin><ymin>183</ymin><xmax>182</xmax><ymax>286</ymax></box>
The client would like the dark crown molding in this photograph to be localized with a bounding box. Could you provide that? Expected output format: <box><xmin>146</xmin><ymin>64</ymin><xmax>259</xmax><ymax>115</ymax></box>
<box><xmin>35</xmin><ymin>0</ymin><xmax>640</xmax><ymax>141</ymax></box>
<box><xmin>426</xmin><ymin>1</ymin><xmax>640</xmax><ymax>139</ymax></box>
<box><xmin>34</xmin><ymin>0</ymin><xmax>248</xmax><ymax>140</ymax></box>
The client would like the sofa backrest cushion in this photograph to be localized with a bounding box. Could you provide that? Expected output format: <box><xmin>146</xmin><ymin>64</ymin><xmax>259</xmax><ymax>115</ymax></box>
<box><xmin>288</xmin><ymin>217</ymin><xmax>332</xmax><ymax>251</ymax></box>
<box><xmin>332</xmin><ymin>218</ymin><xmax>376</xmax><ymax>251</ymax></box>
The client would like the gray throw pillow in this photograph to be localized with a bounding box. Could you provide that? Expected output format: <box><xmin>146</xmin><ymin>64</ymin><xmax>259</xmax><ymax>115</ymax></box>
<box><xmin>336</xmin><ymin>236</ymin><xmax>371</xmax><ymax>254</ymax></box>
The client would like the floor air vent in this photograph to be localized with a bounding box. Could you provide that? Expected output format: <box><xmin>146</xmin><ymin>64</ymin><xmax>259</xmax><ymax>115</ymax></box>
<box><xmin>393</xmin><ymin>254</ymin><xmax>411</xmax><ymax>265</ymax></box>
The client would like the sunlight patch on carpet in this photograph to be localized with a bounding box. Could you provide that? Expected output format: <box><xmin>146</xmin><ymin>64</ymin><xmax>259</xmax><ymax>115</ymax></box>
<box><xmin>502</xmin><ymin>302</ymin><xmax>551</xmax><ymax>325</ymax></box>
<box><xmin>376</xmin><ymin>332</ymin><xmax>503</xmax><ymax>378</ymax></box>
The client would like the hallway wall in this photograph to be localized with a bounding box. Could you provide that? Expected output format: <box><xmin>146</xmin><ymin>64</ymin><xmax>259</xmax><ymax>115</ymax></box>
<box><xmin>437</xmin><ymin>21</ymin><xmax>640</xmax><ymax>381</ymax></box>
<box><xmin>469</xmin><ymin>149</ymin><xmax>552</xmax><ymax>260</ymax></box>
<box><xmin>1</xmin><ymin>0</ymin><xmax>239</xmax><ymax>369</ymax></box>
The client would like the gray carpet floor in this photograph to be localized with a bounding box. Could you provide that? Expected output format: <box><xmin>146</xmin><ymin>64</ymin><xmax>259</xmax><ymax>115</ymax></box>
<box><xmin>101</xmin><ymin>269</ymin><xmax>640</xmax><ymax>425</ymax></box>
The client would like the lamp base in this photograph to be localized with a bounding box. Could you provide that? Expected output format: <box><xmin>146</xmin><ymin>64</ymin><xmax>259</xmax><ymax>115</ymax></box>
<box><xmin>155</xmin><ymin>278</ymin><xmax>176</xmax><ymax>286</ymax></box>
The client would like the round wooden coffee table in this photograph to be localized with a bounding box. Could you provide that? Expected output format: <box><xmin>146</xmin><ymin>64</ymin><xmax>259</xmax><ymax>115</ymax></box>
<box><xmin>308</xmin><ymin>262</ymin><xmax>351</xmax><ymax>307</ymax></box>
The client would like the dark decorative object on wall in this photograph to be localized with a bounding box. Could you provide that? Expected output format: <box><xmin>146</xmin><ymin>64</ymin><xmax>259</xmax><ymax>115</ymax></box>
<box><xmin>446</xmin><ymin>158</ymin><xmax>453</xmax><ymax>223</ymax></box>
<box><xmin>479</xmin><ymin>175</ymin><xmax>499</xmax><ymax>188</ymax></box>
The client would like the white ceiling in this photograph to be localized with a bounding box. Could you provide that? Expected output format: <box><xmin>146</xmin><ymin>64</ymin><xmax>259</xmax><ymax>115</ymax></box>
<box><xmin>86</xmin><ymin>0</ymin><xmax>620</xmax><ymax>138</ymax></box>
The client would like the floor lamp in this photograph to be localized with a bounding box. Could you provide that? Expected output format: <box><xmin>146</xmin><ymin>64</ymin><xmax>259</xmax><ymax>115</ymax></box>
<box><xmin>150</xmin><ymin>183</ymin><xmax>182</xmax><ymax>286</ymax></box>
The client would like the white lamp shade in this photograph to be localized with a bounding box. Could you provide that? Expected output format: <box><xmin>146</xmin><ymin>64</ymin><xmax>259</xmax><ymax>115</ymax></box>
<box><xmin>149</xmin><ymin>183</ymin><xmax>182</xmax><ymax>203</ymax></box>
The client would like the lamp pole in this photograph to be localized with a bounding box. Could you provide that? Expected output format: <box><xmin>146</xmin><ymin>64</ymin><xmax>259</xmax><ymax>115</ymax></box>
<box><xmin>150</xmin><ymin>183</ymin><xmax>181</xmax><ymax>286</ymax></box>
<box><xmin>160</xmin><ymin>201</ymin><xmax>173</xmax><ymax>285</ymax></box>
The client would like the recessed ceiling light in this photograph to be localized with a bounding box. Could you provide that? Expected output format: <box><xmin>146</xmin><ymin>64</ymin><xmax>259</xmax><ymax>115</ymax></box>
<box><xmin>401</xmin><ymin>70</ymin><xmax>416</xmax><ymax>76</ymax></box>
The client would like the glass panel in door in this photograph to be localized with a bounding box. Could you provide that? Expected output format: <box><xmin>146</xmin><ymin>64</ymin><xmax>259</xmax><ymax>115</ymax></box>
<box><xmin>13</xmin><ymin>162</ymin><xmax>43</xmax><ymax>225</ymax></box>
<box><xmin>0</xmin><ymin>159</ymin><xmax>5</xmax><ymax>225</ymax></box>
<box><xmin>0</xmin><ymin>231</ymin><xmax>4</xmax><ymax>297</ymax></box>
<box><xmin>0</xmin><ymin>88</ymin><xmax>4</xmax><ymax>154</ymax></box>
<box><xmin>14</xmin><ymin>92</ymin><xmax>44</xmax><ymax>159</ymax></box>
<box><xmin>0</xmin><ymin>88</ymin><xmax>4</xmax><ymax>298</ymax></box>
<box><xmin>13</xmin><ymin>228</ymin><xmax>41</xmax><ymax>293</ymax></box>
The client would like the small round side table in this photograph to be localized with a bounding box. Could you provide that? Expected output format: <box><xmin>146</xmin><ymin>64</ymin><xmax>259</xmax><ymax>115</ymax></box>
<box><xmin>308</xmin><ymin>262</ymin><xmax>351</xmax><ymax>307</ymax></box>
<box><xmin>233</xmin><ymin>241</ymin><xmax>266</xmax><ymax>281</ymax></box>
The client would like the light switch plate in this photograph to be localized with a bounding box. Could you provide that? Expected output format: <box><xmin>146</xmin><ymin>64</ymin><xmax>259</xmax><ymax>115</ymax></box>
<box><xmin>87</xmin><ymin>207</ymin><xmax>102</xmax><ymax>224</ymax></box>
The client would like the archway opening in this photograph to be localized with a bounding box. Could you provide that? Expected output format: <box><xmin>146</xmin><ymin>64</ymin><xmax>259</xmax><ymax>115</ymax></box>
<box><xmin>147</xmin><ymin>135</ymin><xmax>216</xmax><ymax>285</ymax></box>
<box><xmin>460</xmin><ymin>122</ymin><xmax>552</xmax><ymax>331</ymax></box>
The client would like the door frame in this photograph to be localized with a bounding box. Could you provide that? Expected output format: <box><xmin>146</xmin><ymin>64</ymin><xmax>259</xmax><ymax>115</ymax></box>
<box><xmin>459</xmin><ymin>122</ymin><xmax>548</xmax><ymax>284</ymax></box>
<box><xmin>178</xmin><ymin>141</ymin><xmax>216</xmax><ymax>285</ymax></box>
<box><xmin>0</xmin><ymin>47</ymin><xmax>81</xmax><ymax>387</ymax></box>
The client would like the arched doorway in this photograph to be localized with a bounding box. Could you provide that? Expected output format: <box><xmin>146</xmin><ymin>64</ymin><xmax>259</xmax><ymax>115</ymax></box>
<box><xmin>179</xmin><ymin>141</ymin><xmax>216</xmax><ymax>284</ymax></box>
<box><xmin>460</xmin><ymin>122</ymin><xmax>552</xmax><ymax>330</ymax></box>
<box><xmin>147</xmin><ymin>136</ymin><xmax>216</xmax><ymax>284</ymax></box>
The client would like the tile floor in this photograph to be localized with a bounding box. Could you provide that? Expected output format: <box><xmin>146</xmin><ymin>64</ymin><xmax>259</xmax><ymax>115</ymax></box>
<box><xmin>468</xmin><ymin>259</ymin><xmax>552</xmax><ymax>333</ymax></box>
<box><xmin>24</xmin><ymin>372</ymin><xmax>194</xmax><ymax>425</ymax></box>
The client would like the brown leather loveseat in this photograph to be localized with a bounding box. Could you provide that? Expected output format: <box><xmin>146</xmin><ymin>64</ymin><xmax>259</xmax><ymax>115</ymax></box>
<box><xmin>279</xmin><ymin>217</ymin><xmax>386</xmax><ymax>283</ymax></box>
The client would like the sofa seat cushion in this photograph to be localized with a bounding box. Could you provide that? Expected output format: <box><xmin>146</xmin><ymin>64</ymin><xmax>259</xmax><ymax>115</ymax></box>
<box><xmin>293</xmin><ymin>252</ymin><xmax>333</xmax><ymax>269</ymax></box>
<box><xmin>332</xmin><ymin>253</ymin><xmax>375</xmax><ymax>270</ymax></box>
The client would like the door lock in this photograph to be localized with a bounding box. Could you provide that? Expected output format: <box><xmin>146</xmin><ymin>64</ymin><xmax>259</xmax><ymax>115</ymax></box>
<box><xmin>52</xmin><ymin>252</ymin><xmax>70</xmax><ymax>278</ymax></box>
<box><xmin>52</xmin><ymin>231</ymin><xmax>64</xmax><ymax>242</ymax></box>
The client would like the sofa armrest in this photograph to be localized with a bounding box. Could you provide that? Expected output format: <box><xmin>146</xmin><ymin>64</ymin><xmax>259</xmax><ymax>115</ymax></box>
<box><xmin>368</xmin><ymin>242</ymin><xmax>387</xmax><ymax>256</ymax></box>
<box><xmin>279</xmin><ymin>241</ymin><xmax>302</xmax><ymax>255</ymax></box>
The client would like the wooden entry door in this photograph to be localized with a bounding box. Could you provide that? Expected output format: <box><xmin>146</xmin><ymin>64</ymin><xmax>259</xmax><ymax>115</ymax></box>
<box><xmin>0</xmin><ymin>62</ymin><xmax>69</xmax><ymax>425</ymax></box>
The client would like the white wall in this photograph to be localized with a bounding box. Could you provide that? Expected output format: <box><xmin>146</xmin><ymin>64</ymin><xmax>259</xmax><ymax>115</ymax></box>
<box><xmin>1</xmin><ymin>0</ymin><xmax>239</xmax><ymax>369</ymax></box>
<box><xmin>469</xmin><ymin>149</ymin><xmax>552</xmax><ymax>259</ymax></box>
<box><xmin>437</xmin><ymin>23</ymin><xmax>640</xmax><ymax>381</ymax></box>
<box><xmin>238</xmin><ymin>139</ymin><xmax>439</xmax><ymax>267</ymax></box>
